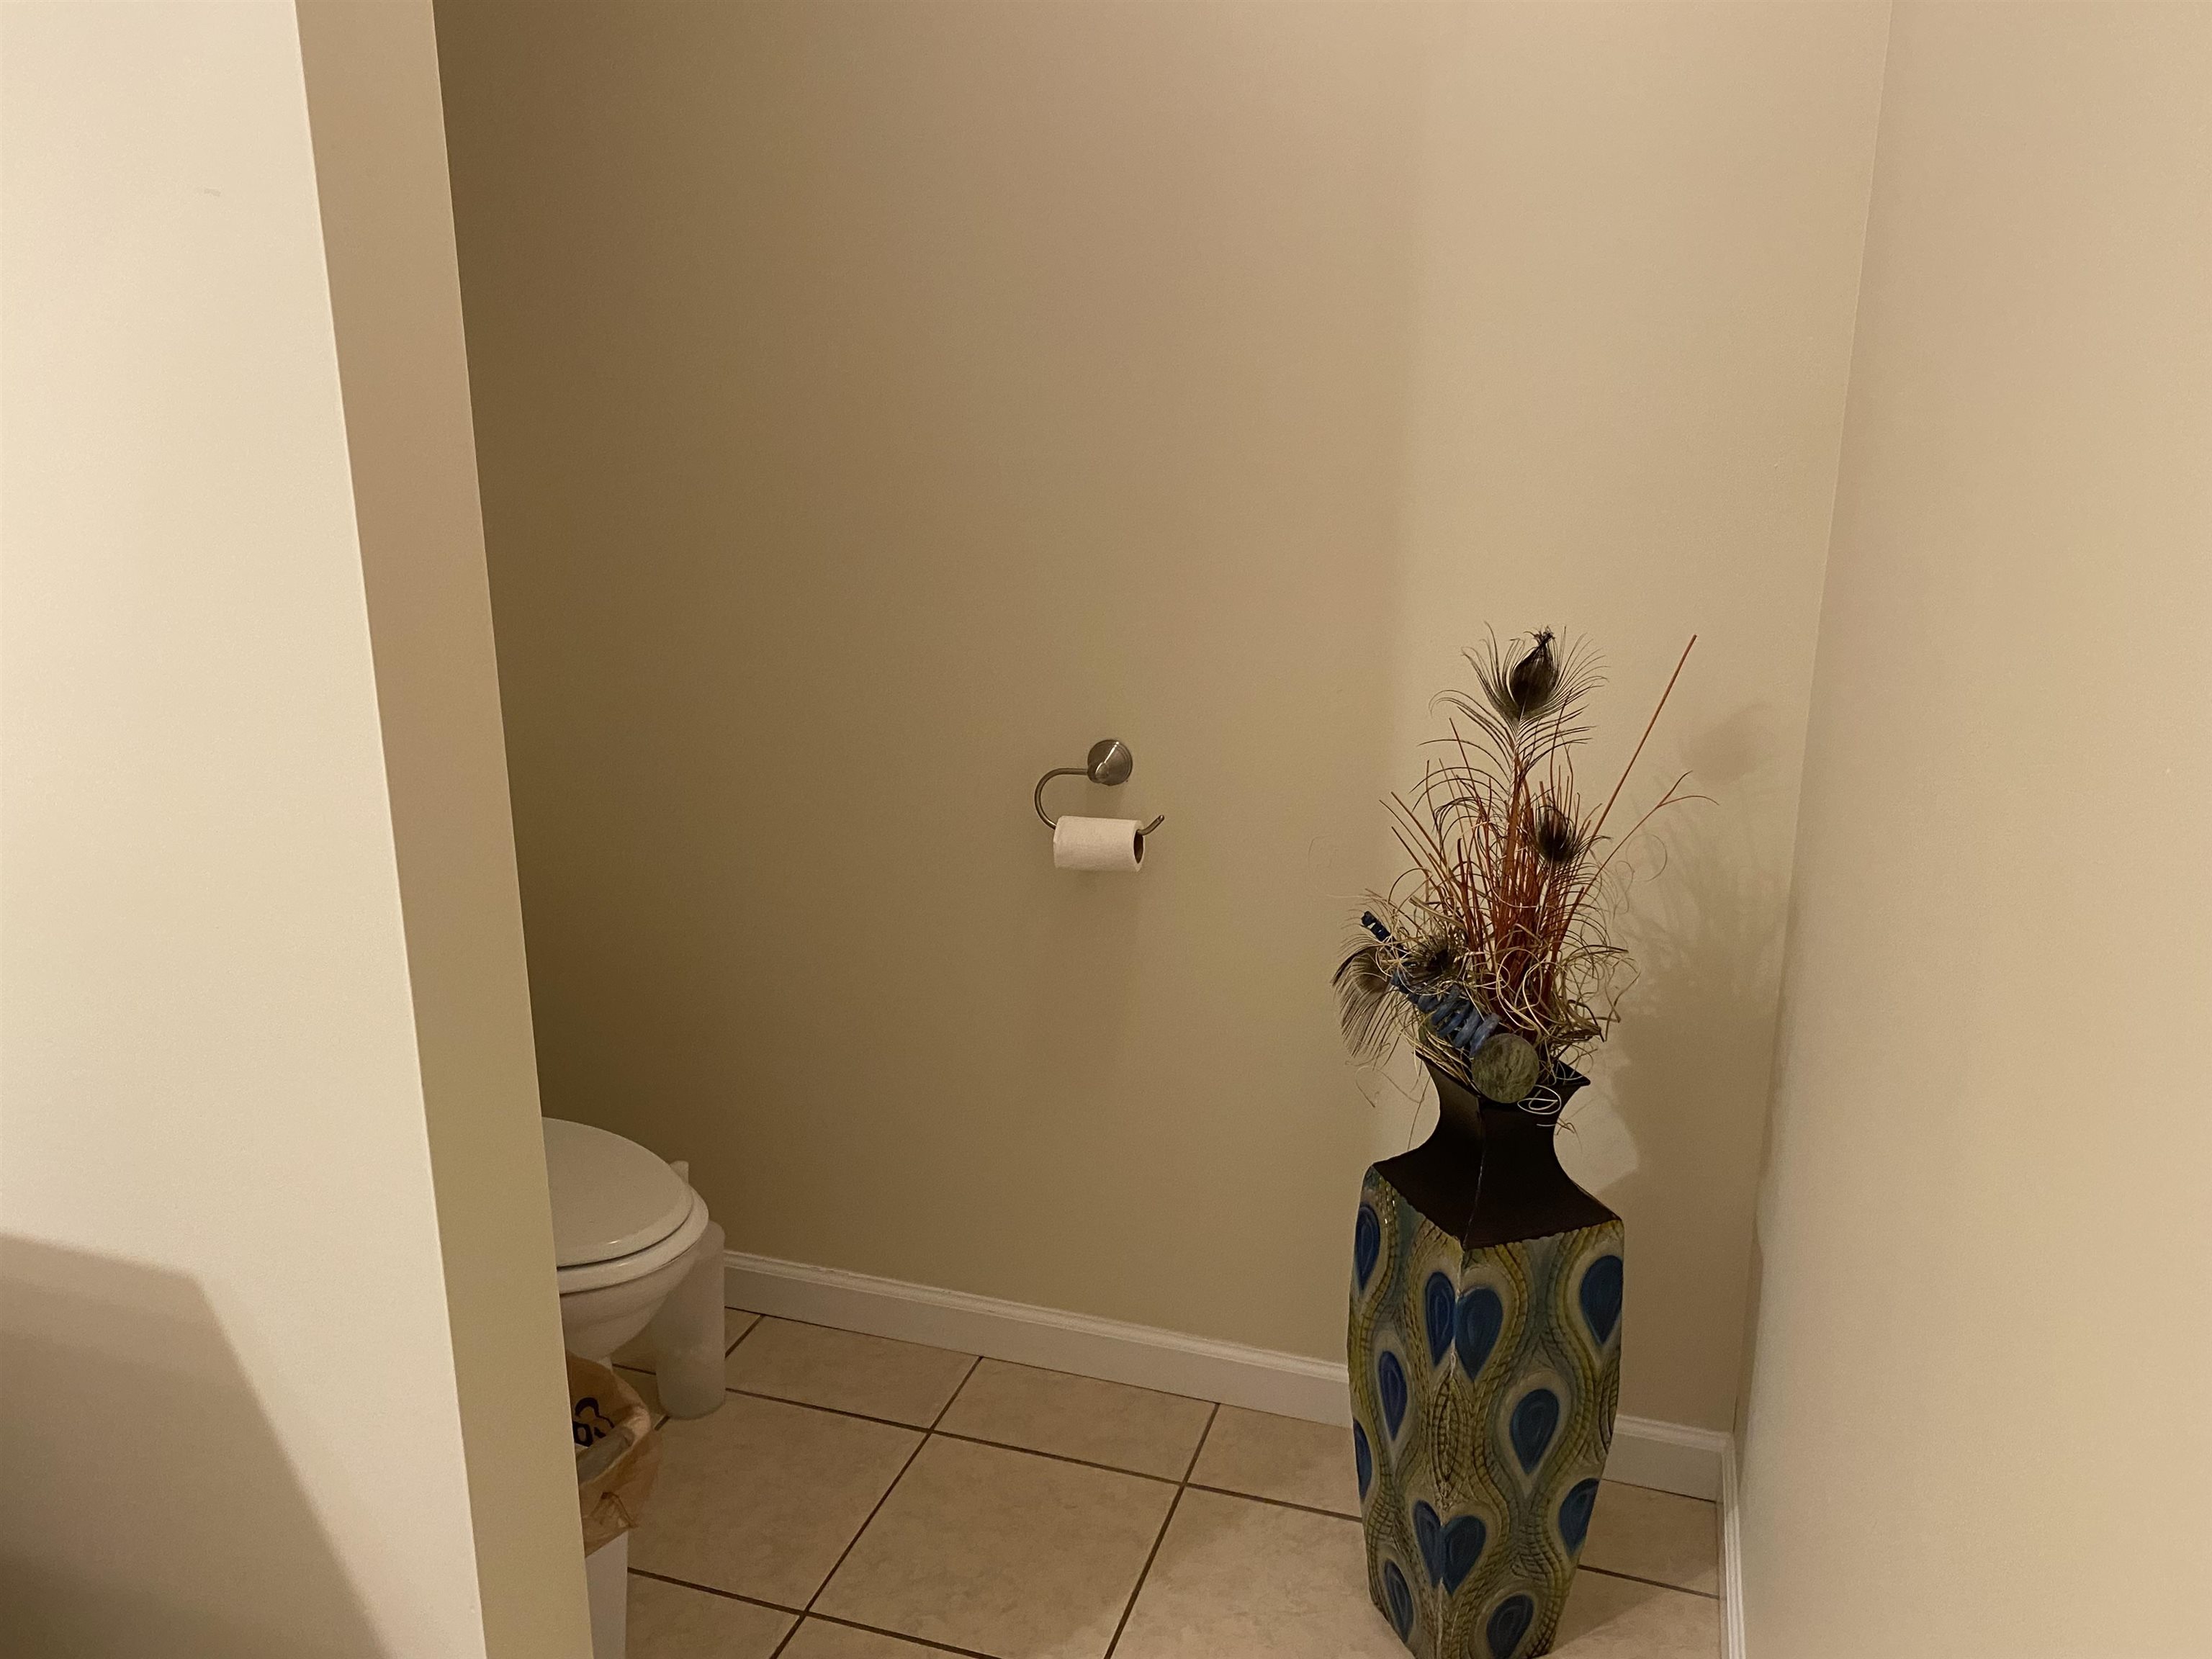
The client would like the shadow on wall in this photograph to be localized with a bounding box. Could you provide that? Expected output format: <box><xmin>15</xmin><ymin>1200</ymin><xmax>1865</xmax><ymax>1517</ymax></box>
<box><xmin>1599</xmin><ymin>714</ymin><xmax>1793</xmax><ymax>1170</ymax></box>
<box><xmin>1548</xmin><ymin>704</ymin><xmax>1794</xmax><ymax>1418</ymax></box>
<box><xmin>1553</xmin><ymin>703</ymin><xmax>1791</xmax><ymax>1189</ymax></box>
<box><xmin>0</xmin><ymin>1236</ymin><xmax>388</xmax><ymax>1658</ymax></box>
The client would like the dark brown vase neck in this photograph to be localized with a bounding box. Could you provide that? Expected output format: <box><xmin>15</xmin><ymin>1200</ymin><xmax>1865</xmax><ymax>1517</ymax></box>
<box><xmin>1376</xmin><ymin>1060</ymin><xmax>1618</xmax><ymax>1250</ymax></box>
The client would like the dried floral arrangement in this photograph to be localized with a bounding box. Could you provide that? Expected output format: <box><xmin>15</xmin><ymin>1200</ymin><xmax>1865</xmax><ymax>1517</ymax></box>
<box><xmin>1336</xmin><ymin>628</ymin><xmax>1696</xmax><ymax>1111</ymax></box>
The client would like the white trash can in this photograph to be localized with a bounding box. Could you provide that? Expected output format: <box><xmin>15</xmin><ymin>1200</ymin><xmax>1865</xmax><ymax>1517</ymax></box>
<box><xmin>571</xmin><ymin>1356</ymin><xmax>658</xmax><ymax>1659</ymax></box>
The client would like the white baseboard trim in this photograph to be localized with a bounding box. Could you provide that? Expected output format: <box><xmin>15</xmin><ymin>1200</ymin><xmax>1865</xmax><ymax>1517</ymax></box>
<box><xmin>1719</xmin><ymin>1430</ymin><xmax>1747</xmax><ymax>1659</ymax></box>
<box><xmin>724</xmin><ymin>1249</ymin><xmax>1350</xmax><ymax>1424</ymax></box>
<box><xmin>1601</xmin><ymin>1412</ymin><xmax>1728</xmax><ymax>1503</ymax></box>
<box><xmin>723</xmin><ymin>1249</ymin><xmax>1737</xmax><ymax>1514</ymax></box>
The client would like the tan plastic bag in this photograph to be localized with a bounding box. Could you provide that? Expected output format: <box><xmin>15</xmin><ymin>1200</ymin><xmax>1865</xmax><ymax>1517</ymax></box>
<box><xmin>570</xmin><ymin>1353</ymin><xmax>660</xmax><ymax>1555</ymax></box>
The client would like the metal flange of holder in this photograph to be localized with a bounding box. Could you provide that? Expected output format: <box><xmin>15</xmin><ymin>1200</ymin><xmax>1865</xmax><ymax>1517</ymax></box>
<box><xmin>1032</xmin><ymin>738</ymin><xmax>1165</xmax><ymax>836</ymax></box>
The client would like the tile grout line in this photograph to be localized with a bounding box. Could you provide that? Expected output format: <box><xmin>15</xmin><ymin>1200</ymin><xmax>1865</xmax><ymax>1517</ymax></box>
<box><xmin>629</xmin><ymin>1565</ymin><xmax>784</xmax><ymax>1610</ymax></box>
<box><xmin>714</xmin><ymin>1379</ymin><xmax>1202</xmax><ymax>1486</ymax></box>
<box><xmin>719</xmin><ymin>1312</ymin><xmax>1721</xmax><ymax>1502</ymax></box>
<box><xmin>705</xmin><ymin>1370</ymin><xmax>1390</xmax><ymax>1517</ymax></box>
<box><xmin>722</xmin><ymin>1313</ymin><xmax>1719</xmax><ymax>1514</ymax></box>
<box><xmin>791</xmin><ymin>1352</ymin><xmax>984</xmax><ymax>1626</ymax></box>
<box><xmin>708</xmin><ymin>1370</ymin><xmax>1388</xmax><ymax>1532</ymax></box>
<box><xmin>768</xmin><ymin>1353</ymin><xmax>986</xmax><ymax>1657</ymax></box>
<box><xmin>725</xmin><ymin>1310</ymin><xmax>766</xmax><ymax>1358</ymax></box>
<box><xmin>798</xmin><ymin>1608</ymin><xmax>1003</xmax><ymax>1659</ymax></box>
<box><xmin>1179</xmin><ymin>1403</ymin><xmax>1220</xmax><ymax>1485</ymax></box>
<box><xmin>1102</xmin><ymin>1485</ymin><xmax>1182</xmax><ymax>1659</ymax></box>
<box><xmin>644</xmin><ymin>1346</ymin><xmax>1726</xmax><ymax>1646</ymax></box>
<box><xmin>645</xmin><ymin>1315</ymin><xmax>778</xmax><ymax>1653</ymax></box>
<box><xmin>1182</xmin><ymin>1479</ymin><xmax>1356</xmax><ymax>1523</ymax></box>
<box><xmin>719</xmin><ymin>1383</ymin><xmax>970</xmax><ymax>1438</ymax></box>
<box><xmin>932</xmin><ymin>1352</ymin><xmax>988</xmax><ymax>1431</ymax></box>
<box><xmin>927</xmin><ymin>1424</ymin><xmax>1186</xmax><ymax>1485</ymax></box>
<box><xmin>791</xmin><ymin>1425</ymin><xmax>931</xmax><ymax>1618</ymax></box>
<box><xmin>643</xmin><ymin>1461</ymin><xmax>1719</xmax><ymax>1640</ymax></box>
<box><xmin>1102</xmin><ymin>1400</ymin><xmax>1218</xmax><ymax>1659</ymax></box>
<box><xmin>631</xmin><ymin>1567</ymin><xmax>999</xmax><ymax>1659</ymax></box>
<box><xmin>694</xmin><ymin>1336</ymin><xmax>1234</xmax><ymax>1658</ymax></box>
<box><xmin>715</xmin><ymin>1372</ymin><xmax>1722</xmax><ymax>1596</ymax></box>
<box><xmin>1577</xmin><ymin>1562</ymin><xmax>1722</xmax><ymax>1603</ymax></box>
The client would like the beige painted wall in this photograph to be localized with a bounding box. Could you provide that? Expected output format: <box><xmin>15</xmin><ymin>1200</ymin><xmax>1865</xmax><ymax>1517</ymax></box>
<box><xmin>1375</xmin><ymin>1</ymin><xmax>1889</xmax><ymax>1429</ymax></box>
<box><xmin>439</xmin><ymin>0</ymin><xmax>1886</xmax><ymax>1429</ymax></box>
<box><xmin>295</xmin><ymin>4</ymin><xmax>593</xmax><ymax>1655</ymax></box>
<box><xmin>1</xmin><ymin>4</ymin><xmax>587</xmax><ymax>1654</ymax></box>
<box><xmin>1737</xmin><ymin>3</ymin><xmax>2212</xmax><ymax>1653</ymax></box>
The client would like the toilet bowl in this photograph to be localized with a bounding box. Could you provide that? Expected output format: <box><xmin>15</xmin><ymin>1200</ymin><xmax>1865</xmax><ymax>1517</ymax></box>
<box><xmin>544</xmin><ymin>1118</ymin><xmax>727</xmax><ymax>1419</ymax></box>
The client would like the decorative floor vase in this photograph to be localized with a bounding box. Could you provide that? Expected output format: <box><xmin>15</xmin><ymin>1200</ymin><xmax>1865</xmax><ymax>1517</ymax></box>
<box><xmin>1348</xmin><ymin>1059</ymin><xmax>1623</xmax><ymax>1659</ymax></box>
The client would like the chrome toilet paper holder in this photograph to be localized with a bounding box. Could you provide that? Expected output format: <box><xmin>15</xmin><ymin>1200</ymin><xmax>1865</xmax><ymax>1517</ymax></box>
<box><xmin>1033</xmin><ymin>739</ymin><xmax>1166</xmax><ymax>836</ymax></box>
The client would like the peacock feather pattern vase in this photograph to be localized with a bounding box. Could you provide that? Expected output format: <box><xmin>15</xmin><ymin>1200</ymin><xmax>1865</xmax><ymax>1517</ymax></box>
<box><xmin>1348</xmin><ymin>1061</ymin><xmax>1623</xmax><ymax>1659</ymax></box>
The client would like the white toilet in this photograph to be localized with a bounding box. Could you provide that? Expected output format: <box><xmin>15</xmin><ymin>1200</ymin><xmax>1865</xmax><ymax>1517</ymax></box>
<box><xmin>544</xmin><ymin>1118</ymin><xmax>727</xmax><ymax>1417</ymax></box>
<box><xmin>545</xmin><ymin>1119</ymin><xmax>726</xmax><ymax>1659</ymax></box>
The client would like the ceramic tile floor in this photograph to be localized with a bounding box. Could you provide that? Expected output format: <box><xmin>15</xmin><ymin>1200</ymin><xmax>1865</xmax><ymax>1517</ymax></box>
<box><xmin>609</xmin><ymin>1309</ymin><xmax>1721</xmax><ymax>1659</ymax></box>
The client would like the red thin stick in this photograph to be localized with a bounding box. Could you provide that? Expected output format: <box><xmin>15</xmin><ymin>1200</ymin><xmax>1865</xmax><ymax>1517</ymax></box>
<box><xmin>1588</xmin><ymin>635</ymin><xmax>1695</xmax><ymax>844</ymax></box>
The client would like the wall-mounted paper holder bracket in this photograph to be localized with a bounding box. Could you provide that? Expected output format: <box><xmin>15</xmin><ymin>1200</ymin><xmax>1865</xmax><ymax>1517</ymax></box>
<box><xmin>1032</xmin><ymin>738</ymin><xmax>1165</xmax><ymax>836</ymax></box>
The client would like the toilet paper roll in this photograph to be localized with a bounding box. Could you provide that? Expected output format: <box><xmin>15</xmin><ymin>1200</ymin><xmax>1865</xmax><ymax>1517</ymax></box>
<box><xmin>1052</xmin><ymin>815</ymin><xmax>1145</xmax><ymax>871</ymax></box>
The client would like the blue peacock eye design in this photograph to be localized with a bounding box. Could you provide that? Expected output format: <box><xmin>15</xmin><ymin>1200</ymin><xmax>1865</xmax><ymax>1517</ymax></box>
<box><xmin>1556</xmin><ymin>1478</ymin><xmax>1601</xmax><ymax>1553</ymax></box>
<box><xmin>1381</xmin><ymin>1560</ymin><xmax>1415</xmax><ymax>1637</ymax></box>
<box><xmin>1346</xmin><ymin>1184</ymin><xmax>1622</xmax><ymax>1658</ymax></box>
<box><xmin>1413</xmin><ymin>1499</ymin><xmax>1444</xmax><ymax>1583</ymax></box>
<box><xmin>1423</xmin><ymin>1272</ymin><xmax>1457</xmax><ymax>1367</ymax></box>
<box><xmin>1354</xmin><ymin>1204</ymin><xmax>1382</xmax><ymax>1292</ymax></box>
<box><xmin>1377</xmin><ymin>1349</ymin><xmax>1409</xmax><ymax>1438</ymax></box>
<box><xmin>1485</xmin><ymin>1593</ymin><xmax>1537</xmax><ymax>1658</ymax></box>
<box><xmin>1455</xmin><ymin>1285</ymin><xmax>1505</xmax><ymax>1377</ymax></box>
<box><xmin>1508</xmin><ymin>1388</ymin><xmax>1560</xmax><ymax>1475</ymax></box>
<box><xmin>1439</xmin><ymin>1513</ymin><xmax>1487</xmax><ymax>1593</ymax></box>
<box><xmin>1579</xmin><ymin>1253</ymin><xmax>1624</xmax><ymax>1346</ymax></box>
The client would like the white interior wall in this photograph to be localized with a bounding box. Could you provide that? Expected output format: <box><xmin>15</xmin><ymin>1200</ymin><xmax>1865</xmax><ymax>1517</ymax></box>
<box><xmin>1738</xmin><ymin>4</ymin><xmax>2212</xmax><ymax>1653</ymax></box>
<box><xmin>1</xmin><ymin>4</ymin><xmax>510</xmax><ymax>1652</ymax></box>
<box><xmin>293</xmin><ymin>4</ymin><xmax>594</xmax><ymax>1651</ymax></box>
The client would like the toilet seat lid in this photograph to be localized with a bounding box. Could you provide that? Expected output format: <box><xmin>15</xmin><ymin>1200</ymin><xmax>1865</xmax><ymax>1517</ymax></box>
<box><xmin>542</xmin><ymin>1118</ymin><xmax>692</xmax><ymax>1267</ymax></box>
